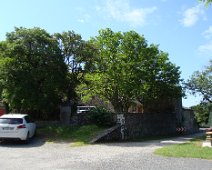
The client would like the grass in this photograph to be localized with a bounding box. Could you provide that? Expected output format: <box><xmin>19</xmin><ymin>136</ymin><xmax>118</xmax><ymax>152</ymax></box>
<box><xmin>154</xmin><ymin>135</ymin><xmax>212</xmax><ymax>160</ymax></box>
<box><xmin>37</xmin><ymin>124</ymin><xmax>105</xmax><ymax>146</ymax></box>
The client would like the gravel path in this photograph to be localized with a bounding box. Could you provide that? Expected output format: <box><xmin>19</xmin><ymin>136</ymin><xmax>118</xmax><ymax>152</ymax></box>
<box><xmin>0</xmin><ymin>133</ymin><xmax>211</xmax><ymax>170</ymax></box>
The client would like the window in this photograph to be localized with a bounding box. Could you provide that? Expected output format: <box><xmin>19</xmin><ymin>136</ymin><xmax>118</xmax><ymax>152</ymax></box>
<box><xmin>0</xmin><ymin>118</ymin><xmax>23</xmax><ymax>124</ymax></box>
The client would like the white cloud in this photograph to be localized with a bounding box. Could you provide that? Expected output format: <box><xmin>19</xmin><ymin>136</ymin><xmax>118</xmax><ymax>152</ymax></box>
<box><xmin>101</xmin><ymin>0</ymin><xmax>157</xmax><ymax>27</ymax></box>
<box><xmin>124</xmin><ymin>8</ymin><xmax>157</xmax><ymax>26</ymax></box>
<box><xmin>77</xmin><ymin>19</ymin><xmax>85</xmax><ymax>23</ymax></box>
<box><xmin>75</xmin><ymin>7</ymin><xmax>91</xmax><ymax>24</ymax></box>
<box><xmin>77</xmin><ymin>14</ymin><xmax>91</xmax><ymax>23</ymax></box>
<box><xmin>202</xmin><ymin>26</ymin><xmax>212</xmax><ymax>39</ymax></box>
<box><xmin>198</xmin><ymin>41</ymin><xmax>212</xmax><ymax>57</ymax></box>
<box><xmin>198</xmin><ymin>26</ymin><xmax>212</xmax><ymax>55</ymax></box>
<box><xmin>180</xmin><ymin>5</ymin><xmax>205</xmax><ymax>27</ymax></box>
<box><xmin>199</xmin><ymin>41</ymin><xmax>212</xmax><ymax>51</ymax></box>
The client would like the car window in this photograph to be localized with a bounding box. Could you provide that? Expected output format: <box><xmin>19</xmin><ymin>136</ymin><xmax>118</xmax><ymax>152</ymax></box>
<box><xmin>0</xmin><ymin>118</ymin><xmax>23</xmax><ymax>124</ymax></box>
<box><xmin>0</xmin><ymin>118</ymin><xmax>10</xmax><ymax>124</ymax></box>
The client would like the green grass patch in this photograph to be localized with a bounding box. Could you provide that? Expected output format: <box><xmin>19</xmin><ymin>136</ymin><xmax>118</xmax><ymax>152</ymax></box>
<box><xmin>154</xmin><ymin>136</ymin><xmax>212</xmax><ymax>160</ymax></box>
<box><xmin>37</xmin><ymin>124</ymin><xmax>105</xmax><ymax>146</ymax></box>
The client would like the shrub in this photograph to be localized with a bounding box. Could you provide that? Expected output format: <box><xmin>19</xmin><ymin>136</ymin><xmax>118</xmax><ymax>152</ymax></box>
<box><xmin>87</xmin><ymin>107</ymin><xmax>115</xmax><ymax>127</ymax></box>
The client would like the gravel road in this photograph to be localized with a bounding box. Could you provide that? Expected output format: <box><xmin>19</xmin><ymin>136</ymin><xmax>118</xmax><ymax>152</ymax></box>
<box><xmin>0</xmin><ymin>134</ymin><xmax>211</xmax><ymax>170</ymax></box>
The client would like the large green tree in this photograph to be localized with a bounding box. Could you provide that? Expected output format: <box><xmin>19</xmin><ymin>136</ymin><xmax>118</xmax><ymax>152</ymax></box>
<box><xmin>54</xmin><ymin>31</ymin><xmax>96</xmax><ymax>104</ymax></box>
<box><xmin>79</xmin><ymin>28</ymin><xmax>182</xmax><ymax>113</ymax></box>
<box><xmin>0</xmin><ymin>27</ymin><xmax>68</xmax><ymax>117</ymax></box>
<box><xmin>192</xmin><ymin>102</ymin><xmax>212</xmax><ymax>126</ymax></box>
<box><xmin>186</xmin><ymin>61</ymin><xmax>212</xmax><ymax>103</ymax></box>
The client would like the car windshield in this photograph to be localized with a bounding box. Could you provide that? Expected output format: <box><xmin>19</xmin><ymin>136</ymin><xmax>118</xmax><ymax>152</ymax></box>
<box><xmin>0</xmin><ymin>118</ymin><xmax>23</xmax><ymax>124</ymax></box>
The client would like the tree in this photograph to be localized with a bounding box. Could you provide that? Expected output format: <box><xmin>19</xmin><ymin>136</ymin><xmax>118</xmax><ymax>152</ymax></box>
<box><xmin>0</xmin><ymin>27</ymin><xmax>68</xmax><ymax>118</ymax></box>
<box><xmin>79</xmin><ymin>28</ymin><xmax>182</xmax><ymax>113</ymax></box>
<box><xmin>186</xmin><ymin>61</ymin><xmax>212</xmax><ymax>103</ymax></box>
<box><xmin>191</xmin><ymin>102</ymin><xmax>212</xmax><ymax>126</ymax></box>
<box><xmin>207</xmin><ymin>109</ymin><xmax>212</xmax><ymax>127</ymax></box>
<box><xmin>199</xmin><ymin>0</ymin><xmax>212</xmax><ymax>6</ymax></box>
<box><xmin>54</xmin><ymin>31</ymin><xmax>96</xmax><ymax>105</ymax></box>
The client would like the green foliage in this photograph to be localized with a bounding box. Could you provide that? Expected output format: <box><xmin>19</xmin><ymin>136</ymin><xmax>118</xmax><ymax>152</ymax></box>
<box><xmin>199</xmin><ymin>0</ymin><xmax>212</xmax><ymax>6</ymax></box>
<box><xmin>87</xmin><ymin>107</ymin><xmax>115</xmax><ymax>127</ymax></box>
<box><xmin>80</xmin><ymin>28</ymin><xmax>182</xmax><ymax>113</ymax></box>
<box><xmin>54</xmin><ymin>31</ymin><xmax>84</xmax><ymax>73</ymax></box>
<box><xmin>208</xmin><ymin>111</ymin><xmax>212</xmax><ymax>127</ymax></box>
<box><xmin>0</xmin><ymin>27</ymin><xmax>182</xmax><ymax>119</ymax></box>
<box><xmin>0</xmin><ymin>27</ymin><xmax>68</xmax><ymax>116</ymax></box>
<box><xmin>191</xmin><ymin>102</ymin><xmax>212</xmax><ymax>126</ymax></box>
<box><xmin>38</xmin><ymin>124</ymin><xmax>105</xmax><ymax>146</ymax></box>
<box><xmin>54</xmin><ymin>31</ymin><xmax>96</xmax><ymax>103</ymax></box>
<box><xmin>186</xmin><ymin>60</ymin><xmax>212</xmax><ymax>103</ymax></box>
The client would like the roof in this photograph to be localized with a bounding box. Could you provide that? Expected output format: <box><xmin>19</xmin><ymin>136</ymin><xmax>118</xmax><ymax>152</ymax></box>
<box><xmin>0</xmin><ymin>113</ymin><xmax>28</xmax><ymax>118</ymax></box>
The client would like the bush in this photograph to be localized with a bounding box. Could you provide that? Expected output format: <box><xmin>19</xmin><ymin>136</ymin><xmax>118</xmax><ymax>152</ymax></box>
<box><xmin>191</xmin><ymin>102</ymin><xmax>212</xmax><ymax>127</ymax></box>
<box><xmin>87</xmin><ymin>107</ymin><xmax>115</xmax><ymax>127</ymax></box>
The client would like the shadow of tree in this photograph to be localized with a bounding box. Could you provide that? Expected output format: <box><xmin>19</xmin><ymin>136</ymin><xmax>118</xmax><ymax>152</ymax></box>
<box><xmin>0</xmin><ymin>137</ymin><xmax>46</xmax><ymax>148</ymax></box>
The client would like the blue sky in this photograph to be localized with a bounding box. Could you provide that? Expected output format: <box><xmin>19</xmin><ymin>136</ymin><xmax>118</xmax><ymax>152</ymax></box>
<box><xmin>0</xmin><ymin>0</ymin><xmax>212</xmax><ymax>107</ymax></box>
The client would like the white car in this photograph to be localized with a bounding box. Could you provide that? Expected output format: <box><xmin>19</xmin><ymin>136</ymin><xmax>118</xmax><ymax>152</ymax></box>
<box><xmin>0</xmin><ymin>114</ymin><xmax>36</xmax><ymax>141</ymax></box>
<box><xmin>77</xmin><ymin>106</ymin><xmax>96</xmax><ymax>114</ymax></box>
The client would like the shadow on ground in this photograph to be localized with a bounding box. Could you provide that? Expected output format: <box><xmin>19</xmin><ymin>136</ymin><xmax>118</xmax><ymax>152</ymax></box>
<box><xmin>0</xmin><ymin>136</ymin><xmax>46</xmax><ymax>148</ymax></box>
<box><xmin>94</xmin><ymin>132</ymin><xmax>205</xmax><ymax>148</ymax></box>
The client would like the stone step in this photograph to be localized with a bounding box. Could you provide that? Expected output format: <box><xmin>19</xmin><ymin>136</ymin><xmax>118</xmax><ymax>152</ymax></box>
<box><xmin>90</xmin><ymin>124</ymin><xmax>121</xmax><ymax>143</ymax></box>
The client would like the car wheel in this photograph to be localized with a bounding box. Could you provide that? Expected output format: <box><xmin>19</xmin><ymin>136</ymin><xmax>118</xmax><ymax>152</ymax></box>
<box><xmin>33</xmin><ymin>129</ymin><xmax>37</xmax><ymax>137</ymax></box>
<box><xmin>24</xmin><ymin>132</ymin><xmax>30</xmax><ymax>144</ymax></box>
<box><xmin>35</xmin><ymin>129</ymin><xmax>37</xmax><ymax>137</ymax></box>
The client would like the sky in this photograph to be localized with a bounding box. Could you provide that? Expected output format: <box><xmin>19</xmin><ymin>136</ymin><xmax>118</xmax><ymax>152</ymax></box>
<box><xmin>0</xmin><ymin>0</ymin><xmax>212</xmax><ymax>107</ymax></box>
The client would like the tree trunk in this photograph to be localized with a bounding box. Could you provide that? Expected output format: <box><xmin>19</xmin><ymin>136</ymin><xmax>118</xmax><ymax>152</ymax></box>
<box><xmin>110</xmin><ymin>98</ymin><xmax>130</xmax><ymax>114</ymax></box>
<box><xmin>111</xmin><ymin>100</ymin><xmax>125</xmax><ymax>114</ymax></box>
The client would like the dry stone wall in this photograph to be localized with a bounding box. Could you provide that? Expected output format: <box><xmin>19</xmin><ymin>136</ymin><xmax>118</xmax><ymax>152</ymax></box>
<box><xmin>124</xmin><ymin>112</ymin><xmax>177</xmax><ymax>139</ymax></box>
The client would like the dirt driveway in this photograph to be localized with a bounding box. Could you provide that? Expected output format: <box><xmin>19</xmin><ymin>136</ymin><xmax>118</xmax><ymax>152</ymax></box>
<box><xmin>0</xmin><ymin>134</ymin><xmax>212</xmax><ymax>170</ymax></box>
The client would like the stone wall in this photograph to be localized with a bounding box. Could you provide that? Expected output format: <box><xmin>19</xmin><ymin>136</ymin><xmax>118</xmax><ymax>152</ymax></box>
<box><xmin>60</xmin><ymin>106</ymin><xmax>71</xmax><ymax>125</ymax></box>
<box><xmin>182</xmin><ymin>108</ymin><xmax>199</xmax><ymax>134</ymax></box>
<box><xmin>124</xmin><ymin>112</ymin><xmax>177</xmax><ymax>139</ymax></box>
<box><xmin>70</xmin><ymin>113</ymin><xmax>90</xmax><ymax>125</ymax></box>
<box><xmin>90</xmin><ymin>125</ymin><xmax>122</xmax><ymax>143</ymax></box>
<box><xmin>66</xmin><ymin>108</ymin><xmax>199</xmax><ymax>143</ymax></box>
